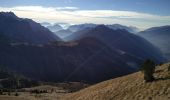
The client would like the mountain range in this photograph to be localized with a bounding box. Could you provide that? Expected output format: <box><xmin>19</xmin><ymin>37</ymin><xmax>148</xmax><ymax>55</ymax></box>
<box><xmin>0</xmin><ymin>12</ymin><xmax>61</xmax><ymax>44</ymax></box>
<box><xmin>0</xmin><ymin>12</ymin><xmax>167</xmax><ymax>83</ymax></box>
<box><xmin>66</xmin><ymin>25</ymin><xmax>165</xmax><ymax>63</ymax></box>
<box><xmin>138</xmin><ymin>26</ymin><xmax>170</xmax><ymax>60</ymax></box>
<box><xmin>46</xmin><ymin>24</ymin><xmax>63</xmax><ymax>32</ymax></box>
<box><xmin>42</xmin><ymin>23</ymin><xmax>139</xmax><ymax>39</ymax></box>
<box><xmin>67</xmin><ymin>23</ymin><xmax>139</xmax><ymax>33</ymax></box>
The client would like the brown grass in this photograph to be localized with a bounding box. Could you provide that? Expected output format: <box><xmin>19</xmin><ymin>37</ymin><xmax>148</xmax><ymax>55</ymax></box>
<box><xmin>63</xmin><ymin>63</ymin><xmax>170</xmax><ymax>100</ymax></box>
<box><xmin>1</xmin><ymin>63</ymin><xmax>170</xmax><ymax>100</ymax></box>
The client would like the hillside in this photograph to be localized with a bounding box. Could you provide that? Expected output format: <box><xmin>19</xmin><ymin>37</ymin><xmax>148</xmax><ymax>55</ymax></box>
<box><xmin>0</xmin><ymin>12</ymin><xmax>61</xmax><ymax>44</ymax></box>
<box><xmin>66</xmin><ymin>25</ymin><xmax>165</xmax><ymax>63</ymax></box>
<box><xmin>0</xmin><ymin>65</ymin><xmax>40</xmax><ymax>89</ymax></box>
<box><xmin>0</xmin><ymin>37</ymin><xmax>136</xmax><ymax>83</ymax></box>
<box><xmin>138</xmin><ymin>25</ymin><xmax>170</xmax><ymax>60</ymax></box>
<box><xmin>63</xmin><ymin>63</ymin><xmax>170</xmax><ymax>100</ymax></box>
<box><xmin>0</xmin><ymin>63</ymin><xmax>169</xmax><ymax>100</ymax></box>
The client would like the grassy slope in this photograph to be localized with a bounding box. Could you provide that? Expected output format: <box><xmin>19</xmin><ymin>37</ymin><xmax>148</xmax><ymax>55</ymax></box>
<box><xmin>63</xmin><ymin>63</ymin><xmax>170</xmax><ymax>100</ymax></box>
<box><xmin>0</xmin><ymin>85</ymin><xmax>66</xmax><ymax>100</ymax></box>
<box><xmin>0</xmin><ymin>63</ymin><xmax>169</xmax><ymax>100</ymax></box>
<box><xmin>0</xmin><ymin>82</ymin><xmax>89</xmax><ymax>100</ymax></box>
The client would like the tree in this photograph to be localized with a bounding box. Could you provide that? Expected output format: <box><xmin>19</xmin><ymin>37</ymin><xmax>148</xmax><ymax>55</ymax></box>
<box><xmin>141</xmin><ymin>59</ymin><xmax>155</xmax><ymax>82</ymax></box>
<box><xmin>0</xmin><ymin>89</ymin><xmax>3</xmax><ymax>95</ymax></box>
<box><xmin>15</xmin><ymin>92</ymin><xmax>19</xmax><ymax>96</ymax></box>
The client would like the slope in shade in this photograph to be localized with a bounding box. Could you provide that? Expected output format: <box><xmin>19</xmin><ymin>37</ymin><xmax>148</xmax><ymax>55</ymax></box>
<box><xmin>138</xmin><ymin>25</ymin><xmax>170</xmax><ymax>61</ymax></box>
<box><xmin>0</xmin><ymin>37</ymin><xmax>137</xmax><ymax>83</ymax></box>
<box><xmin>66</xmin><ymin>25</ymin><xmax>165</xmax><ymax>63</ymax></box>
<box><xmin>0</xmin><ymin>12</ymin><xmax>61</xmax><ymax>44</ymax></box>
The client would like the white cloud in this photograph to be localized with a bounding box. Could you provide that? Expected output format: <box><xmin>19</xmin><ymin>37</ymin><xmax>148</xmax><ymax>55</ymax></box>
<box><xmin>5</xmin><ymin>6</ymin><xmax>78</xmax><ymax>12</ymax></box>
<box><xmin>0</xmin><ymin>6</ymin><xmax>170</xmax><ymax>29</ymax></box>
<box><xmin>12</xmin><ymin>6</ymin><xmax>56</xmax><ymax>12</ymax></box>
<box><xmin>68</xmin><ymin>10</ymin><xmax>170</xmax><ymax>20</ymax></box>
<box><xmin>56</xmin><ymin>7</ymin><xmax>78</xmax><ymax>10</ymax></box>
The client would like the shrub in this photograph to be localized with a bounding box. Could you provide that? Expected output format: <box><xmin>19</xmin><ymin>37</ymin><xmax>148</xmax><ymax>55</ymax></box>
<box><xmin>141</xmin><ymin>59</ymin><xmax>155</xmax><ymax>82</ymax></box>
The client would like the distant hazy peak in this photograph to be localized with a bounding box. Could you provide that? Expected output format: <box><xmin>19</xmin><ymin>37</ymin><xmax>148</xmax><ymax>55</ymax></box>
<box><xmin>94</xmin><ymin>24</ymin><xmax>107</xmax><ymax>29</ymax></box>
<box><xmin>0</xmin><ymin>11</ymin><xmax>18</xmax><ymax>18</ymax></box>
<box><xmin>145</xmin><ymin>25</ymin><xmax>170</xmax><ymax>32</ymax></box>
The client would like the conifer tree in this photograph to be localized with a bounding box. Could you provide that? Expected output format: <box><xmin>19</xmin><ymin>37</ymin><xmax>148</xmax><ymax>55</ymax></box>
<box><xmin>141</xmin><ymin>59</ymin><xmax>155</xmax><ymax>82</ymax></box>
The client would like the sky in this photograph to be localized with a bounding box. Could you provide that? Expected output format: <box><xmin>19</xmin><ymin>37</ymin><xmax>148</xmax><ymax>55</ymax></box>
<box><xmin>0</xmin><ymin>0</ymin><xmax>170</xmax><ymax>29</ymax></box>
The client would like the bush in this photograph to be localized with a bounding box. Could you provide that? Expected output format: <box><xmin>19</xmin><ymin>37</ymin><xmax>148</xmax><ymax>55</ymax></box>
<box><xmin>141</xmin><ymin>59</ymin><xmax>155</xmax><ymax>82</ymax></box>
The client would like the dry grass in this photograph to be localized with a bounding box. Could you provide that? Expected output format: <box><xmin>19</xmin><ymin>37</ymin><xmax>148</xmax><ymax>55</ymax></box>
<box><xmin>0</xmin><ymin>63</ymin><xmax>170</xmax><ymax>100</ymax></box>
<box><xmin>0</xmin><ymin>85</ymin><xmax>67</xmax><ymax>100</ymax></box>
<box><xmin>63</xmin><ymin>63</ymin><xmax>170</xmax><ymax>100</ymax></box>
<box><xmin>0</xmin><ymin>82</ymin><xmax>89</xmax><ymax>100</ymax></box>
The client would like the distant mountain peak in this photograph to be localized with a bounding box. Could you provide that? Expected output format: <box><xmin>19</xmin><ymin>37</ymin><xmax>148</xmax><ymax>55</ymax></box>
<box><xmin>138</xmin><ymin>25</ymin><xmax>170</xmax><ymax>60</ymax></box>
<box><xmin>93</xmin><ymin>24</ymin><xmax>129</xmax><ymax>34</ymax></box>
<box><xmin>93</xmin><ymin>24</ymin><xmax>113</xmax><ymax>32</ymax></box>
<box><xmin>95</xmin><ymin>24</ymin><xmax>108</xmax><ymax>29</ymax></box>
<box><xmin>146</xmin><ymin>25</ymin><xmax>170</xmax><ymax>32</ymax></box>
<box><xmin>46</xmin><ymin>24</ymin><xmax>63</xmax><ymax>32</ymax></box>
<box><xmin>0</xmin><ymin>11</ymin><xmax>61</xmax><ymax>44</ymax></box>
<box><xmin>0</xmin><ymin>11</ymin><xmax>18</xmax><ymax>18</ymax></box>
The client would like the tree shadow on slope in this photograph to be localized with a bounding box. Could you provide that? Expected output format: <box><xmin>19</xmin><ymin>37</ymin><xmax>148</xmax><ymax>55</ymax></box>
<box><xmin>154</xmin><ymin>76</ymin><xmax>170</xmax><ymax>82</ymax></box>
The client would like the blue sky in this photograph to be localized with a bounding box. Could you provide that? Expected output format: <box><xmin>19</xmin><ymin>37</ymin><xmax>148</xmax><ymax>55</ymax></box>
<box><xmin>0</xmin><ymin>0</ymin><xmax>170</xmax><ymax>29</ymax></box>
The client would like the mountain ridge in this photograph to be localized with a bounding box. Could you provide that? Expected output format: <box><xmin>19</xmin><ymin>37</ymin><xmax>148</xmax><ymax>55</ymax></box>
<box><xmin>0</xmin><ymin>12</ymin><xmax>61</xmax><ymax>44</ymax></box>
<box><xmin>66</xmin><ymin>25</ymin><xmax>165</xmax><ymax>63</ymax></box>
<box><xmin>138</xmin><ymin>25</ymin><xmax>170</xmax><ymax>60</ymax></box>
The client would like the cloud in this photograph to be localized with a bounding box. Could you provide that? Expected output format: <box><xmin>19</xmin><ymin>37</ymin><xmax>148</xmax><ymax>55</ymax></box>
<box><xmin>0</xmin><ymin>6</ymin><xmax>170</xmax><ymax>29</ymax></box>
<box><xmin>67</xmin><ymin>10</ymin><xmax>170</xmax><ymax>20</ymax></box>
<box><xmin>12</xmin><ymin>6</ymin><xmax>56</xmax><ymax>12</ymax></box>
<box><xmin>56</xmin><ymin>7</ymin><xmax>78</xmax><ymax>10</ymax></box>
<box><xmin>3</xmin><ymin>6</ymin><xmax>78</xmax><ymax>12</ymax></box>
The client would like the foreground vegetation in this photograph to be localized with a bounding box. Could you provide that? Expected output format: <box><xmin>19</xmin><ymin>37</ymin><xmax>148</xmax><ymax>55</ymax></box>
<box><xmin>0</xmin><ymin>63</ymin><xmax>170</xmax><ymax>100</ymax></box>
<box><xmin>63</xmin><ymin>63</ymin><xmax>170</xmax><ymax>100</ymax></box>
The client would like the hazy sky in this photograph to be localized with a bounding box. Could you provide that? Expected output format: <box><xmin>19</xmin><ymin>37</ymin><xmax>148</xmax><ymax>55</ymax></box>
<box><xmin>0</xmin><ymin>0</ymin><xmax>170</xmax><ymax>29</ymax></box>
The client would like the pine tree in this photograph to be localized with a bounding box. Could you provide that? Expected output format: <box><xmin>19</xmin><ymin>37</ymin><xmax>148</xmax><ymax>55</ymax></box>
<box><xmin>168</xmin><ymin>64</ymin><xmax>170</xmax><ymax>71</ymax></box>
<box><xmin>141</xmin><ymin>59</ymin><xmax>155</xmax><ymax>82</ymax></box>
